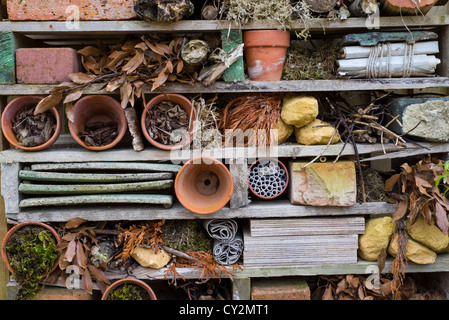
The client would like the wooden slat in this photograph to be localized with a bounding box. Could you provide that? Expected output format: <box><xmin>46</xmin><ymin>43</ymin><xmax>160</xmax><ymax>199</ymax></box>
<box><xmin>0</xmin><ymin>16</ymin><xmax>447</xmax><ymax>35</ymax></box>
<box><xmin>8</xmin><ymin>200</ymin><xmax>398</xmax><ymax>222</ymax></box>
<box><xmin>18</xmin><ymin>179</ymin><xmax>173</xmax><ymax>195</ymax></box>
<box><xmin>2</xmin><ymin>77</ymin><xmax>449</xmax><ymax>95</ymax></box>
<box><xmin>1</xmin><ymin>142</ymin><xmax>445</xmax><ymax>164</ymax></box>
<box><xmin>30</xmin><ymin>162</ymin><xmax>182</xmax><ymax>172</ymax></box>
<box><xmin>18</xmin><ymin>170</ymin><xmax>173</xmax><ymax>183</ymax></box>
<box><xmin>18</xmin><ymin>193</ymin><xmax>174</xmax><ymax>208</ymax></box>
<box><xmin>249</xmin><ymin>217</ymin><xmax>365</xmax><ymax>237</ymax></box>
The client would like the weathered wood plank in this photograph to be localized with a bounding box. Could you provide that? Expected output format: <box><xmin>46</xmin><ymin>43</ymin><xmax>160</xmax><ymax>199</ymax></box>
<box><xmin>0</xmin><ymin>142</ymin><xmax>438</xmax><ymax>164</ymax></box>
<box><xmin>249</xmin><ymin>217</ymin><xmax>365</xmax><ymax>237</ymax></box>
<box><xmin>229</xmin><ymin>158</ymin><xmax>250</xmax><ymax>209</ymax></box>
<box><xmin>9</xmin><ymin>201</ymin><xmax>398</xmax><ymax>222</ymax></box>
<box><xmin>18</xmin><ymin>180</ymin><xmax>173</xmax><ymax>195</ymax></box>
<box><xmin>30</xmin><ymin>162</ymin><xmax>182</xmax><ymax>172</ymax></box>
<box><xmin>1</xmin><ymin>15</ymin><xmax>448</xmax><ymax>34</ymax></box>
<box><xmin>18</xmin><ymin>194</ymin><xmax>174</xmax><ymax>208</ymax></box>
<box><xmin>2</xmin><ymin>77</ymin><xmax>449</xmax><ymax>95</ymax></box>
<box><xmin>19</xmin><ymin>170</ymin><xmax>173</xmax><ymax>183</ymax></box>
<box><xmin>1</xmin><ymin>163</ymin><xmax>20</xmax><ymax>214</ymax></box>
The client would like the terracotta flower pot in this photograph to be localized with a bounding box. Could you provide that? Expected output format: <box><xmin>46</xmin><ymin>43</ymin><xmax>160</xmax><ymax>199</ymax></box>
<box><xmin>1</xmin><ymin>221</ymin><xmax>60</xmax><ymax>276</ymax></box>
<box><xmin>68</xmin><ymin>95</ymin><xmax>127</xmax><ymax>151</ymax></box>
<box><xmin>175</xmin><ymin>156</ymin><xmax>233</xmax><ymax>214</ymax></box>
<box><xmin>141</xmin><ymin>93</ymin><xmax>197</xmax><ymax>151</ymax></box>
<box><xmin>243</xmin><ymin>30</ymin><xmax>291</xmax><ymax>81</ymax></box>
<box><xmin>1</xmin><ymin>96</ymin><xmax>61</xmax><ymax>151</ymax></box>
<box><xmin>101</xmin><ymin>278</ymin><xmax>157</xmax><ymax>300</ymax></box>
<box><xmin>248</xmin><ymin>158</ymin><xmax>289</xmax><ymax>200</ymax></box>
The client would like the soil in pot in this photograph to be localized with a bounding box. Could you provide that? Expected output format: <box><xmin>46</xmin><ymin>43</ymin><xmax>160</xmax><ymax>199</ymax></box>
<box><xmin>145</xmin><ymin>100</ymin><xmax>190</xmax><ymax>146</ymax></box>
<box><xmin>11</xmin><ymin>105</ymin><xmax>56</xmax><ymax>148</ymax></box>
<box><xmin>4</xmin><ymin>225</ymin><xmax>59</xmax><ymax>300</ymax></box>
<box><xmin>106</xmin><ymin>283</ymin><xmax>151</xmax><ymax>300</ymax></box>
<box><xmin>78</xmin><ymin>121</ymin><xmax>119</xmax><ymax>147</ymax></box>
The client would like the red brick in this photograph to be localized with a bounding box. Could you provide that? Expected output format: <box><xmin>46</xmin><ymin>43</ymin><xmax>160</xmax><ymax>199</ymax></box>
<box><xmin>251</xmin><ymin>278</ymin><xmax>310</xmax><ymax>300</ymax></box>
<box><xmin>7</xmin><ymin>0</ymin><xmax>137</xmax><ymax>21</ymax></box>
<box><xmin>33</xmin><ymin>287</ymin><xmax>93</xmax><ymax>300</ymax></box>
<box><xmin>16</xmin><ymin>48</ymin><xmax>81</xmax><ymax>84</ymax></box>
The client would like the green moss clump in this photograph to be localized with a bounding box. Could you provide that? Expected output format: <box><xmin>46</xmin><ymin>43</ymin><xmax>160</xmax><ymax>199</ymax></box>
<box><xmin>5</xmin><ymin>225</ymin><xmax>59</xmax><ymax>300</ymax></box>
<box><xmin>161</xmin><ymin>220</ymin><xmax>212</xmax><ymax>253</ymax></box>
<box><xmin>107</xmin><ymin>284</ymin><xmax>150</xmax><ymax>300</ymax></box>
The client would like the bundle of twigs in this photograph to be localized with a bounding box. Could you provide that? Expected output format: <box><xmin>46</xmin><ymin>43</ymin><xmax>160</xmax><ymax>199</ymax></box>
<box><xmin>218</xmin><ymin>93</ymin><xmax>284</xmax><ymax>148</ymax></box>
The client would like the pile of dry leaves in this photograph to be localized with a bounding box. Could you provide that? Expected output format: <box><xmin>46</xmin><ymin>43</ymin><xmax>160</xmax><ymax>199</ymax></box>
<box><xmin>385</xmin><ymin>156</ymin><xmax>449</xmax><ymax>234</ymax></box>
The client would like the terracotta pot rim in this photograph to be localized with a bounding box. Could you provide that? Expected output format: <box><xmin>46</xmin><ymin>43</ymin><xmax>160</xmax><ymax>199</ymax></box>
<box><xmin>68</xmin><ymin>95</ymin><xmax>127</xmax><ymax>151</ymax></box>
<box><xmin>141</xmin><ymin>93</ymin><xmax>197</xmax><ymax>151</ymax></box>
<box><xmin>243</xmin><ymin>30</ymin><xmax>291</xmax><ymax>48</ymax></box>
<box><xmin>1</xmin><ymin>96</ymin><xmax>62</xmax><ymax>151</ymax></box>
<box><xmin>248</xmin><ymin>158</ymin><xmax>289</xmax><ymax>200</ymax></box>
<box><xmin>1</xmin><ymin>221</ymin><xmax>60</xmax><ymax>275</ymax></box>
<box><xmin>175</xmin><ymin>156</ymin><xmax>233</xmax><ymax>214</ymax></box>
<box><xmin>101</xmin><ymin>278</ymin><xmax>158</xmax><ymax>300</ymax></box>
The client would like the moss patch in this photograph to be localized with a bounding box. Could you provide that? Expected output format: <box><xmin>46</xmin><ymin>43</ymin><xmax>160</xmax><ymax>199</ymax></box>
<box><xmin>5</xmin><ymin>225</ymin><xmax>59</xmax><ymax>300</ymax></box>
<box><xmin>107</xmin><ymin>283</ymin><xmax>150</xmax><ymax>300</ymax></box>
<box><xmin>162</xmin><ymin>220</ymin><xmax>212</xmax><ymax>253</ymax></box>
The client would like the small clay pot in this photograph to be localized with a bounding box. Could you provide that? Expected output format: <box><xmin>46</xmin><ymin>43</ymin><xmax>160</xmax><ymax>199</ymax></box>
<box><xmin>175</xmin><ymin>156</ymin><xmax>233</xmax><ymax>214</ymax></box>
<box><xmin>101</xmin><ymin>278</ymin><xmax>157</xmax><ymax>300</ymax></box>
<box><xmin>1</xmin><ymin>96</ymin><xmax>61</xmax><ymax>151</ymax></box>
<box><xmin>68</xmin><ymin>95</ymin><xmax>127</xmax><ymax>151</ymax></box>
<box><xmin>243</xmin><ymin>30</ymin><xmax>291</xmax><ymax>81</ymax></box>
<box><xmin>1</xmin><ymin>221</ymin><xmax>60</xmax><ymax>276</ymax></box>
<box><xmin>141</xmin><ymin>93</ymin><xmax>197</xmax><ymax>151</ymax></box>
<box><xmin>248</xmin><ymin>158</ymin><xmax>289</xmax><ymax>200</ymax></box>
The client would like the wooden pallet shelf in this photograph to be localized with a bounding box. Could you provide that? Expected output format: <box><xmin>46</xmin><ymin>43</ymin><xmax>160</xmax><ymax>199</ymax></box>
<box><xmin>1</xmin><ymin>15</ymin><xmax>448</xmax><ymax>36</ymax></box>
<box><xmin>2</xmin><ymin>77</ymin><xmax>449</xmax><ymax>95</ymax></box>
<box><xmin>7</xmin><ymin>200</ymin><xmax>398</xmax><ymax>223</ymax></box>
<box><xmin>1</xmin><ymin>141</ymin><xmax>448</xmax><ymax>164</ymax></box>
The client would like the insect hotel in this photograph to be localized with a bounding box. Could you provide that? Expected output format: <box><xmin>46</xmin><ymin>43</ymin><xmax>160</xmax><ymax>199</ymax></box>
<box><xmin>1</xmin><ymin>0</ymin><xmax>449</xmax><ymax>303</ymax></box>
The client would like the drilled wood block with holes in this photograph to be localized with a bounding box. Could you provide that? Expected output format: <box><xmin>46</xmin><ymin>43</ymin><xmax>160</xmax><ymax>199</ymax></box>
<box><xmin>6</xmin><ymin>0</ymin><xmax>137</xmax><ymax>21</ymax></box>
<box><xmin>16</xmin><ymin>48</ymin><xmax>81</xmax><ymax>84</ymax></box>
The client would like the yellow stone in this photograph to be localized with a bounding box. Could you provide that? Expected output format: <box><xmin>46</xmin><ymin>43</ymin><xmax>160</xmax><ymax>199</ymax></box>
<box><xmin>358</xmin><ymin>217</ymin><xmax>395</xmax><ymax>261</ymax></box>
<box><xmin>388</xmin><ymin>233</ymin><xmax>437</xmax><ymax>265</ymax></box>
<box><xmin>131</xmin><ymin>246</ymin><xmax>171</xmax><ymax>269</ymax></box>
<box><xmin>275</xmin><ymin>117</ymin><xmax>294</xmax><ymax>144</ymax></box>
<box><xmin>280</xmin><ymin>94</ymin><xmax>318</xmax><ymax>128</ymax></box>
<box><xmin>406</xmin><ymin>216</ymin><xmax>449</xmax><ymax>252</ymax></box>
<box><xmin>294</xmin><ymin>119</ymin><xmax>341</xmax><ymax>145</ymax></box>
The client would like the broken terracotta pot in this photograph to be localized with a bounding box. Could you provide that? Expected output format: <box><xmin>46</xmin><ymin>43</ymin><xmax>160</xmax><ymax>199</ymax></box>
<box><xmin>1</xmin><ymin>96</ymin><xmax>61</xmax><ymax>151</ymax></box>
<box><xmin>141</xmin><ymin>93</ymin><xmax>197</xmax><ymax>151</ymax></box>
<box><xmin>175</xmin><ymin>156</ymin><xmax>233</xmax><ymax>214</ymax></box>
<box><xmin>68</xmin><ymin>95</ymin><xmax>127</xmax><ymax>151</ymax></box>
<box><xmin>243</xmin><ymin>30</ymin><xmax>291</xmax><ymax>81</ymax></box>
<box><xmin>101</xmin><ymin>278</ymin><xmax>157</xmax><ymax>300</ymax></box>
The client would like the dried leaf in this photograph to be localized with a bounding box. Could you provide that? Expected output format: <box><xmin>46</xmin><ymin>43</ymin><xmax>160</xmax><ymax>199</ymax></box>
<box><xmin>48</xmin><ymin>82</ymin><xmax>75</xmax><ymax>94</ymax></box>
<box><xmin>65</xmin><ymin>217</ymin><xmax>88</xmax><ymax>229</ymax></box>
<box><xmin>152</xmin><ymin>70</ymin><xmax>169</xmax><ymax>91</ymax></box>
<box><xmin>34</xmin><ymin>91</ymin><xmax>62</xmax><ymax>115</ymax></box>
<box><xmin>435</xmin><ymin>202</ymin><xmax>449</xmax><ymax>234</ymax></box>
<box><xmin>145</xmin><ymin>40</ymin><xmax>165</xmax><ymax>56</ymax></box>
<box><xmin>322</xmin><ymin>284</ymin><xmax>334</xmax><ymax>300</ymax></box>
<box><xmin>76</xmin><ymin>241</ymin><xmax>87</xmax><ymax>269</ymax></box>
<box><xmin>82</xmin><ymin>268</ymin><xmax>94</xmax><ymax>295</ymax></box>
<box><xmin>401</xmin><ymin>163</ymin><xmax>413</xmax><ymax>174</ymax></box>
<box><xmin>63</xmin><ymin>89</ymin><xmax>83</xmax><ymax>104</ymax></box>
<box><xmin>392</xmin><ymin>199</ymin><xmax>408</xmax><ymax>221</ymax></box>
<box><xmin>87</xmin><ymin>265</ymin><xmax>111</xmax><ymax>285</ymax></box>
<box><xmin>176</xmin><ymin>59</ymin><xmax>184</xmax><ymax>74</ymax></box>
<box><xmin>122</xmin><ymin>50</ymin><xmax>144</xmax><ymax>73</ymax></box>
<box><xmin>377</xmin><ymin>248</ymin><xmax>387</xmax><ymax>273</ymax></box>
<box><xmin>68</xmin><ymin>72</ymin><xmax>96</xmax><ymax>84</ymax></box>
<box><xmin>385</xmin><ymin>174</ymin><xmax>401</xmax><ymax>192</ymax></box>
<box><xmin>64</xmin><ymin>239</ymin><xmax>77</xmax><ymax>263</ymax></box>
<box><xmin>336</xmin><ymin>278</ymin><xmax>347</xmax><ymax>294</ymax></box>
<box><xmin>120</xmin><ymin>81</ymin><xmax>132</xmax><ymax>109</ymax></box>
<box><xmin>78</xmin><ymin>46</ymin><xmax>101</xmax><ymax>57</ymax></box>
<box><xmin>65</xmin><ymin>102</ymin><xmax>75</xmax><ymax>123</ymax></box>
